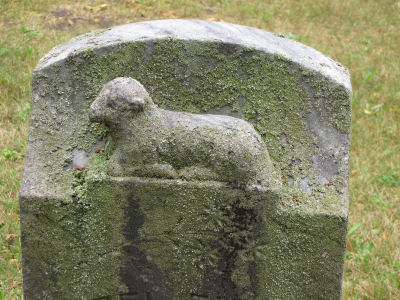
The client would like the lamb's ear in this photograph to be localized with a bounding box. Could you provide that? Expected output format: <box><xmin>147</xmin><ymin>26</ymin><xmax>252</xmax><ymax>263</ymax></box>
<box><xmin>126</xmin><ymin>82</ymin><xmax>153</xmax><ymax>110</ymax></box>
<box><xmin>113</xmin><ymin>77</ymin><xmax>152</xmax><ymax>111</ymax></box>
<box><xmin>126</xmin><ymin>95</ymin><xmax>147</xmax><ymax>110</ymax></box>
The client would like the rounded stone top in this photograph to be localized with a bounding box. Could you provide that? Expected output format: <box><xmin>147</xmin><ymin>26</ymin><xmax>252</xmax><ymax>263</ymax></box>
<box><xmin>36</xmin><ymin>19</ymin><xmax>350</xmax><ymax>90</ymax></box>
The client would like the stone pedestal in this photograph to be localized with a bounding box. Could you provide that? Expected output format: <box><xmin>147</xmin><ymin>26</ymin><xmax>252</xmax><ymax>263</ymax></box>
<box><xmin>87</xmin><ymin>175</ymin><xmax>279</xmax><ymax>299</ymax></box>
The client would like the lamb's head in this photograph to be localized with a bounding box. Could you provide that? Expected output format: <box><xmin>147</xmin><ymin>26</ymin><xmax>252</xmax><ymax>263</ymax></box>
<box><xmin>89</xmin><ymin>77</ymin><xmax>152</xmax><ymax>126</ymax></box>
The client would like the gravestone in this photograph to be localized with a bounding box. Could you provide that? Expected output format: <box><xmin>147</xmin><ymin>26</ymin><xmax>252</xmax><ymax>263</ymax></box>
<box><xmin>20</xmin><ymin>20</ymin><xmax>352</xmax><ymax>299</ymax></box>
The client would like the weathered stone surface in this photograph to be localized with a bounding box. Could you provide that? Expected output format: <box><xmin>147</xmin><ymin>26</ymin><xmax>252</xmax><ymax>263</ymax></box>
<box><xmin>88</xmin><ymin>77</ymin><xmax>279</xmax><ymax>190</ymax></box>
<box><xmin>20</xmin><ymin>19</ymin><xmax>351</xmax><ymax>299</ymax></box>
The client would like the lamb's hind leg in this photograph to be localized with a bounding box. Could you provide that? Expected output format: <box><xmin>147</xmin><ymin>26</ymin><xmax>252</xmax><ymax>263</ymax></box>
<box><xmin>178</xmin><ymin>166</ymin><xmax>220</xmax><ymax>181</ymax></box>
<box><xmin>118</xmin><ymin>163</ymin><xmax>179</xmax><ymax>179</ymax></box>
<box><xmin>106</xmin><ymin>150</ymin><xmax>178</xmax><ymax>179</ymax></box>
<box><xmin>133</xmin><ymin>163</ymin><xmax>179</xmax><ymax>179</ymax></box>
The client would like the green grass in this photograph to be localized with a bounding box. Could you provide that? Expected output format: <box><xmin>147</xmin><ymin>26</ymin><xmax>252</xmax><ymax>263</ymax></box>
<box><xmin>0</xmin><ymin>0</ymin><xmax>399</xmax><ymax>299</ymax></box>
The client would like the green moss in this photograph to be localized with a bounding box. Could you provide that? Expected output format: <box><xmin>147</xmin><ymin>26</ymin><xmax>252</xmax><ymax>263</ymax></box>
<box><xmin>303</xmin><ymin>74</ymin><xmax>352</xmax><ymax>134</ymax></box>
<box><xmin>91</xmin><ymin>122</ymin><xmax>110</xmax><ymax>140</ymax></box>
<box><xmin>27</xmin><ymin>36</ymin><xmax>350</xmax><ymax>297</ymax></box>
<box><xmin>72</xmin><ymin>170</ymin><xmax>87</xmax><ymax>202</ymax></box>
<box><xmin>34</xmin><ymin>38</ymin><xmax>350</xmax><ymax>199</ymax></box>
<box><xmin>256</xmin><ymin>210</ymin><xmax>347</xmax><ymax>299</ymax></box>
<box><xmin>74</xmin><ymin>40</ymin><xmax>314</xmax><ymax>181</ymax></box>
<box><xmin>276</xmin><ymin>53</ymin><xmax>289</xmax><ymax>61</ymax></box>
<box><xmin>82</xmin><ymin>171</ymin><xmax>278</xmax><ymax>298</ymax></box>
<box><xmin>20</xmin><ymin>178</ymin><xmax>126</xmax><ymax>298</ymax></box>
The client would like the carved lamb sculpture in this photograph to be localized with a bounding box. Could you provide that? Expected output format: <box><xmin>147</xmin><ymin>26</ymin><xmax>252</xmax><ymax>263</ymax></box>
<box><xmin>89</xmin><ymin>77</ymin><xmax>279</xmax><ymax>190</ymax></box>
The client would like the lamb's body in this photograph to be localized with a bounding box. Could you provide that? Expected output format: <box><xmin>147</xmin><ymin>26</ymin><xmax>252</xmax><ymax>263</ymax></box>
<box><xmin>89</xmin><ymin>77</ymin><xmax>279</xmax><ymax>189</ymax></box>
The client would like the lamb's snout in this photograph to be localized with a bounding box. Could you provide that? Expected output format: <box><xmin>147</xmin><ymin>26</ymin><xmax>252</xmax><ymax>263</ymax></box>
<box><xmin>88</xmin><ymin>97</ymin><xmax>103</xmax><ymax>123</ymax></box>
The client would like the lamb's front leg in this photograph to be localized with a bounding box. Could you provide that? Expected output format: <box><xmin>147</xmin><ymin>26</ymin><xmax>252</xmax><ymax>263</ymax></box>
<box><xmin>127</xmin><ymin>163</ymin><xmax>179</xmax><ymax>179</ymax></box>
<box><xmin>106</xmin><ymin>150</ymin><xmax>128</xmax><ymax>176</ymax></box>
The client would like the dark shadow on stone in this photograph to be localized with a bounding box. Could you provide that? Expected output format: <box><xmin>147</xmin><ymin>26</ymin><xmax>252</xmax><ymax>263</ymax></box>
<box><xmin>120</xmin><ymin>186</ymin><xmax>174</xmax><ymax>299</ymax></box>
<box><xmin>199</xmin><ymin>193</ymin><xmax>261</xmax><ymax>298</ymax></box>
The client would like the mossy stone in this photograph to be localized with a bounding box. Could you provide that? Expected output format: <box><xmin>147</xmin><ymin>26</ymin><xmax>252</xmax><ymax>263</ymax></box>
<box><xmin>20</xmin><ymin>20</ymin><xmax>351</xmax><ymax>299</ymax></box>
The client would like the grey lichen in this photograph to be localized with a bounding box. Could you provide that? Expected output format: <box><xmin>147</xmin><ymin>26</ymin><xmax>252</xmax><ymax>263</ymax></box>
<box><xmin>88</xmin><ymin>77</ymin><xmax>280</xmax><ymax>190</ymax></box>
<box><xmin>23</xmin><ymin>34</ymin><xmax>350</xmax><ymax>298</ymax></box>
<box><xmin>33</xmin><ymin>38</ymin><xmax>349</xmax><ymax>207</ymax></box>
